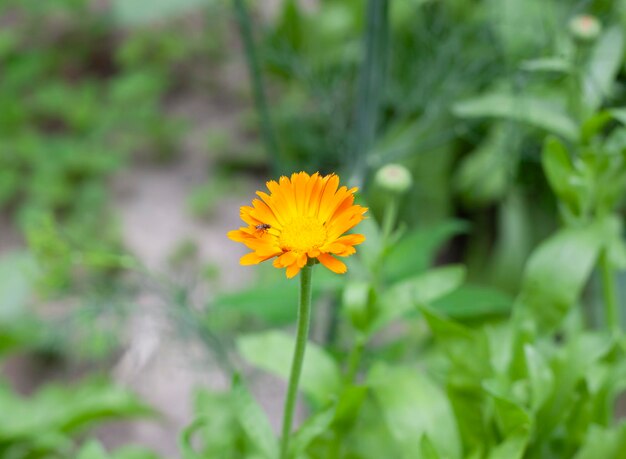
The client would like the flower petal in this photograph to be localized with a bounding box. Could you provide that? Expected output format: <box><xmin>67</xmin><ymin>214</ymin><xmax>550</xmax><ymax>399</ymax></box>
<box><xmin>286</xmin><ymin>263</ymin><xmax>302</xmax><ymax>278</ymax></box>
<box><xmin>240</xmin><ymin>252</ymin><xmax>273</xmax><ymax>265</ymax></box>
<box><xmin>318</xmin><ymin>253</ymin><xmax>347</xmax><ymax>274</ymax></box>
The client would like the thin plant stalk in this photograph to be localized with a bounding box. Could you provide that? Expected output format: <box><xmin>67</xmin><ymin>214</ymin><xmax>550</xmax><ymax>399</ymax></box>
<box><xmin>349</xmin><ymin>0</ymin><xmax>389</xmax><ymax>185</ymax></box>
<box><xmin>280</xmin><ymin>263</ymin><xmax>314</xmax><ymax>459</ymax></box>
<box><xmin>345</xmin><ymin>335</ymin><xmax>365</xmax><ymax>383</ymax></box>
<box><xmin>600</xmin><ymin>250</ymin><xmax>620</xmax><ymax>335</ymax></box>
<box><xmin>232</xmin><ymin>0</ymin><xmax>280</xmax><ymax>171</ymax></box>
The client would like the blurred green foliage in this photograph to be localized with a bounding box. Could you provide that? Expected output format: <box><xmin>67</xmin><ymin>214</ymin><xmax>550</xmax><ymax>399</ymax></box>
<box><xmin>180</xmin><ymin>1</ymin><xmax>626</xmax><ymax>458</ymax></box>
<box><xmin>0</xmin><ymin>0</ymin><xmax>224</xmax><ymax>288</ymax></box>
<box><xmin>3</xmin><ymin>0</ymin><xmax>626</xmax><ymax>457</ymax></box>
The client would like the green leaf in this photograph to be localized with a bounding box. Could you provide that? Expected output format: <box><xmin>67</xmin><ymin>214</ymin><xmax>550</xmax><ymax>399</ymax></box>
<box><xmin>369</xmin><ymin>363</ymin><xmax>462</xmax><ymax>459</ymax></box>
<box><xmin>421</xmin><ymin>306</ymin><xmax>491</xmax><ymax>381</ymax></box>
<box><xmin>0</xmin><ymin>379</ymin><xmax>152</xmax><ymax>455</ymax></box>
<box><xmin>213</xmin><ymin>268</ymin><xmax>341</xmax><ymax>325</ymax></box>
<box><xmin>610</xmin><ymin>108</ymin><xmax>626</xmax><ymax>125</ymax></box>
<box><xmin>342</xmin><ymin>280</ymin><xmax>376</xmax><ymax>333</ymax></box>
<box><xmin>372</xmin><ymin>265</ymin><xmax>466</xmax><ymax>333</ymax></box>
<box><xmin>231</xmin><ymin>378</ymin><xmax>279</xmax><ymax>459</ymax></box>
<box><xmin>179</xmin><ymin>417</ymin><xmax>210</xmax><ymax>459</ymax></box>
<box><xmin>487</xmin><ymin>431</ymin><xmax>528</xmax><ymax>459</ymax></box>
<box><xmin>432</xmin><ymin>284</ymin><xmax>513</xmax><ymax>320</ymax></box>
<box><xmin>289</xmin><ymin>405</ymin><xmax>336</xmax><ymax>458</ymax></box>
<box><xmin>453</xmin><ymin>93</ymin><xmax>579</xmax><ymax>141</ymax></box>
<box><xmin>583</xmin><ymin>27</ymin><xmax>624</xmax><ymax>113</ymax></box>
<box><xmin>524</xmin><ymin>344</ymin><xmax>554</xmax><ymax>412</ymax></box>
<box><xmin>541</xmin><ymin>137</ymin><xmax>578</xmax><ymax>210</ymax></box>
<box><xmin>419</xmin><ymin>435</ymin><xmax>443</xmax><ymax>459</ymax></box>
<box><xmin>520</xmin><ymin>57</ymin><xmax>571</xmax><ymax>73</ymax></box>
<box><xmin>384</xmin><ymin>220</ymin><xmax>468</xmax><ymax>281</ymax></box>
<box><xmin>180</xmin><ymin>388</ymin><xmax>244</xmax><ymax>458</ymax></box>
<box><xmin>515</xmin><ymin>223</ymin><xmax>603</xmax><ymax>331</ymax></box>
<box><xmin>573</xmin><ymin>423</ymin><xmax>626</xmax><ymax>459</ymax></box>
<box><xmin>485</xmin><ymin>388</ymin><xmax>531</xmax><ymax>437</ymax></box>
<box><xmin>237</xmin><ymin>331</ymin><xmax>342</xmax><ymax>405</ymax></box>
<box><xmin>77</xmin><ymin>441</ymin><xmax>108</xmax><ymax>459</ymax></box>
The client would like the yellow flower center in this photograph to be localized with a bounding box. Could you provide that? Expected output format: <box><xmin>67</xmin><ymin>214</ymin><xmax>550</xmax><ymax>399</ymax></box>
<box><xmin>278</xmin><ymin>216</ymin><xmax>327</xmax><ymax>252</ymax></box>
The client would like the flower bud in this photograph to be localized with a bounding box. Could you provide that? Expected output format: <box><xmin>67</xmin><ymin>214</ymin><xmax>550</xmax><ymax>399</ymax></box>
<box><xmin>374</xmin><ymin>163</ymin><xmax>413</xmax><ymax>195</ymax></box>
<box><xmin>569</xmin><ymin>14</ymin><xmax>601</xmax><ymax>42</ymax></box>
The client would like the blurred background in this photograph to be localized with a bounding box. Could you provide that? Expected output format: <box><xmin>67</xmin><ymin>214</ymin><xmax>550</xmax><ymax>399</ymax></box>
<box><xmin>2</xmin><ymin>0</ymin><xmax>626</xmax><ymax>457</ymax></box>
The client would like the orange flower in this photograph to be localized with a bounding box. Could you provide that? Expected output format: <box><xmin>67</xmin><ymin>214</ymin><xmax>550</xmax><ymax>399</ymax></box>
<box><xmin>228</xmin><ymin>172</ymin><xmax>367</xmax><ymax>278</ymax></box>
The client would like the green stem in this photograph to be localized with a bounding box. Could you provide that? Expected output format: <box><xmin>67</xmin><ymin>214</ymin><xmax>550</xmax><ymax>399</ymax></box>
<box><xmin>280</xmin><ymin>263</ymin><xmax>314</xmax><ymax>459</ymax></box>
<box><xmin>232</xmin><ymin>0</ymin><xmax>280</xmax><ymax>172</ymax></box>
<box><xmin>371</xmin><ymin>195</ymin><xmax>398</xmax><ymax>284</ymax></box>
<box><xmin>381</xmin><ymin>196</ymin><xmax>398</xmax><ymax>248</ymax></box>
<box><xmin>600</xmin><ymin>250</ymin><xmax>620</xmax><ymax>335</ymax></box>
<box><xmin>345</xmin><ymin>336</ymin><xmax>365</xmax><ymax>383</ymax></box>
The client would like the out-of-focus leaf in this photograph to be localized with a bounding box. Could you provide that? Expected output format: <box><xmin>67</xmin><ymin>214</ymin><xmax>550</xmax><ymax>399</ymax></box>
<box><xmin>515</xmin><ymin>222</ymin><xmax>603</xmax><ymax>332</ymax></box>
<box><xmin>0</xmin><ymin>379</ymin><xmax>152</xmax><ymax>454</ymax></box>
<box><xmin>237</xmin><ymin>331</ymin><xmax>342</xmax><ymax>405</ymax></box>
<box><xmin>421</xmin><ymin>306</ymin><xmax>492</xmax><ymax>381</ymax></box>
<box><xmin>542</xmin><ymin>137</ymin><xmax>578</xmax><ymax>212</ymax></box>
<box><xmin>342</xmin><ymin>280</ymin><xmax>376</xmax><ymax>333</ymax></box>
<box><xmin>487</xmin><ymin>432</ymin><xmax>528</xmax><ymax>459</ymax></box>
<box><xmin>212</xmin><ymin>268</ymin><xmax>341</xmax><ymax>325</ymax></box>
<box><xmin>432</xmin><ymin>284</ymin><xmax>513</xmax><ymax>320</ymax></box>
<box><xmin>369</xmin><ymin>363</ymin><xmax>462</xmax><ymax>459</ymax></box>
<box><xmin>453</xmin><ymin>93</ymin><xmax>578</xmax><ymax>141</ymax></box>
<box><xmin>573</xmin><ymin>423</ymin><xmax>626</xmax><ymax>459</ymax></box>
<box><xmin>372</xmin><ymin>265</ymin><xmax>466</xmax><ymax>333</ymax></box>
<box><xmin>0</xmin><ymin>251</ymin><xmax>36</xmax><ymax>320</ymax></box>
<box><xmin>77</xmin><ymin>441</ymin><xmax>160</xmax><ymax>459</ymax></box>
<box><xmin>289</xmin><ymin>404</ymin><xmax>336</xmax><ymax>458</ymax></box>
<box><xmin>520</xmin><ymin>57</ymin><xmax>571</xmax><ymax>73</ymax></box>
<box><xmin>231</xmin><ymin>378</ymin><xmax>278</xmax><ymax>459</ymax></box>
<box><xmin>583</xmin><ymin>27</ymin><xmax>624</xmax><ymax>113</ymax></box>
<box><xmin>180</xmin><ymin>388</ymin><xmax>245</xmax><ymax>458</ymax></box>
<box><xmin>77</xmin><ymin>441</ymin><xmax>108</xmax><ymax>459</ymax></box>
<box><xmin>384</xmin><ymin>220</ymin><xmax>468</xmax><ymax>281</ymax></box>
<box><xmin>610</xmin><ymin>108</ymin><xmax>626</xmax><ymax>125</ymax></box>
<box><xmin>524</xmin><ymin>344</ymin><xmax>554</xmax><ymax>412</ymax></box>
<box><xmin>485</xmin><ymin>387</ymin><xmax>531</xmax><ymax>437</ymax></box>
<box><xmin>455</xmin><ymin>124</ymin><xmax>510</xmax><ymax>207</ymax></box>
<box><xmin>486</xmin><ymin>0</ymin><xmax>555</xmax><ymax>60</ymax></box>
<box><xmin>419</xmin><ymin>434</ymin><xmax>443</xmax><ymax>459</ymax></box>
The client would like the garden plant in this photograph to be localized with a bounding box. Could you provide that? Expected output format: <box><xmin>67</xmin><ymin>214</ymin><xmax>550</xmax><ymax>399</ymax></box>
<box><xmin>1</xmin><ymin>0</ymin><xmax>626</xmax><ymax>458</ymax></box>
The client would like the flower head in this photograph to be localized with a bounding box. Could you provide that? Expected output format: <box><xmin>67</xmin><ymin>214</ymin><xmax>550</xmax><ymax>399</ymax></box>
<box><xmin>569</xmin><ymin>14</ymin><xmax>601</xmax><ymax>42</ymax></box>
<box><xmin>374</xmin><ymin>163</ymin><xmax>413</xmax><ymax>194</ymax></box>
<box><xmin>228</xmin><ymin>172</ymin><xmax>367</xmax><ymax>278</ymax></box>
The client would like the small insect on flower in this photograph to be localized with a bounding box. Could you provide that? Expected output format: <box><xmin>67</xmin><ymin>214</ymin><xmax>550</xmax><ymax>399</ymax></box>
<box><xmin>228</xmin><ymin>171</ymin><xmax>367</xmax><ymax>278</ymax></box>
